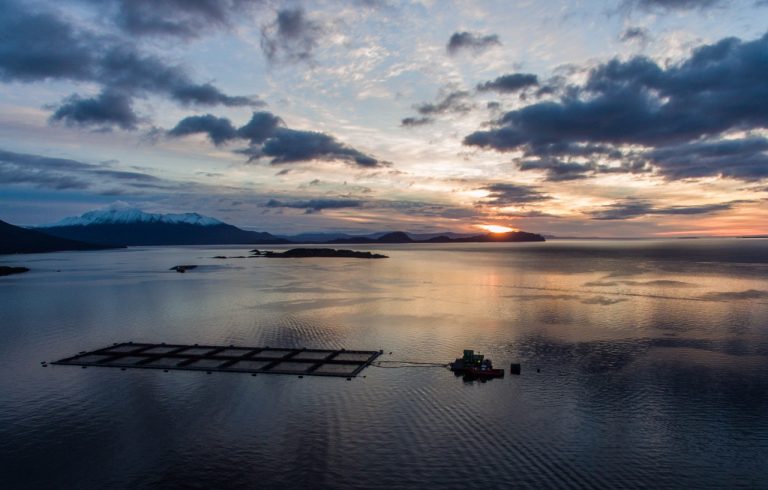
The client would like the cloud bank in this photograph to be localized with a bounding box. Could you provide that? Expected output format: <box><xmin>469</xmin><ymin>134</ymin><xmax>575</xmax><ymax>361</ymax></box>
<box><xmin>447</xmin><ymin>31</ymin><xmax>501</xmax><ymax>55</ymax></box>
<box><xmin>0</xmin><ymin>0</ymin><xmax>258</xmax><ymax>130</ymax></box>
<box><xmin>169</xmin><ymin>112</ymin><xmax>381</xmax><ymax>167</ymax></box>
<box><xmin>464</xmin><ymin>32</ymin><xmax>768</xmax><ymax>182</ymax></box>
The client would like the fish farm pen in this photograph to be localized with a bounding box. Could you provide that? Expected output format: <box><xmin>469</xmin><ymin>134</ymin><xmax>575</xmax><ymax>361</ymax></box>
<box><xmin>52</xmin><ymin>342</ymin><xmax>382</xmax><ymax>378</ymax></box>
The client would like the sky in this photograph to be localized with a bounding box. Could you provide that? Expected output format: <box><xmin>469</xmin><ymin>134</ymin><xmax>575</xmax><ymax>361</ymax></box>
<box><xmin>0</xmin><ymin>0</ymin><xmax>767</xmax><ymax>237</ymax></box>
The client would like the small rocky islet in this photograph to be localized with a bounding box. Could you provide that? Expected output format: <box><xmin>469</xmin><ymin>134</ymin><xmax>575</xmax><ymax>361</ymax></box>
<box><xmin>258</xmin><ymin>248</ymin><xmax>388</xmax><ymax>259</ymax></box>
<box><xmin>180</xmin><ymin>248</ymin><xmax>387</xmax><ymax>272</ymax></box>
<box><xmin>210</xmin><ymin>248</ymin><xmax>389</xmax><ymax>260</ymax></box>
<box><xmin>169</xmin><ymin>265</ymin><xmax>198</xmax><ymax>273</ymax></box>
<box><xmin>0</xmin><ymin>266</ymin><xmax>29</xmax><ymax>277</ymax></box>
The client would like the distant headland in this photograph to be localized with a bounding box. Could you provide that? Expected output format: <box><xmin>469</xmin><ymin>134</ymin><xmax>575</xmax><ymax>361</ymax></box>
<box><xmin>0</xmin><ymin>219</ymin><xmax>121</xmax><ymax>255</ymax></box>
<box><xmin>0</xmin><ymin>266</ymin><xmax>29</xmax><ymax>277</ymax></box>
<box><xmin>256</xmin><ymin>248</ymin><xmax>388</xmax><ymax>259</ymax></box>
<box><xmin>1</xmin><ymin>207</ymin><xmax>545</xmax><ymax>255</ymax></box>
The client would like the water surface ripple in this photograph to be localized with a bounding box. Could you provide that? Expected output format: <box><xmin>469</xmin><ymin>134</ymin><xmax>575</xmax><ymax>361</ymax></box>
<box><xmin>1</xmin><ymin>240</ymin><xmax>767</xmax><ymax>489</ymax></box>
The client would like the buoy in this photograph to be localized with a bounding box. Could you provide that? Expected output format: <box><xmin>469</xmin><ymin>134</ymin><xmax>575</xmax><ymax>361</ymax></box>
<box><xmin>510</xmin><ymin>363</ymin><xmax>521</xmax><ymax>375</ymax></box>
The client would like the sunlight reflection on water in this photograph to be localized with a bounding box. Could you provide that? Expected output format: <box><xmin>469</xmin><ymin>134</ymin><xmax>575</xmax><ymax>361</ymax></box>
<box><xmin>1</xmin><ymin>240</ymin><xmax>767</xmax><ymax>489</ymax></box>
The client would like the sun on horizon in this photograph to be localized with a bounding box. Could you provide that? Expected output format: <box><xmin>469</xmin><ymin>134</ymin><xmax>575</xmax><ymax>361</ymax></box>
<box><xmin>477</xmin><ymin>224</ymin><xmax>518</xmax><ymax>234</ymax></box>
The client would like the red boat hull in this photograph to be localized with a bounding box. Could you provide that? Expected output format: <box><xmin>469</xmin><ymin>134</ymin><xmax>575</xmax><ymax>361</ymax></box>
<box><xmin>465</xmin><ymin>367</ymin><xmax>504</xmax><ymax>378</ymax></box>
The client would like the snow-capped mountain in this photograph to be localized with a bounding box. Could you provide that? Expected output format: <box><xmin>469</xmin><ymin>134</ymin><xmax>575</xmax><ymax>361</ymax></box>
<box><xmin>43</xmin><ymin>206</ymin><xmax>224</xmax><ymax>227</ymax></box>
<box><xmin>36</xmin><ymin>204</ymin><xmax>287</xmax><ymax>246</ymax></box>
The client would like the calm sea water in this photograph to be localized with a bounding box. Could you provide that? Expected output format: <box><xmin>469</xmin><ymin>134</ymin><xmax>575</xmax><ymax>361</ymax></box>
<box><xmin>1</xmin><ymin>239</ymin><xmax>767</xmax><ymax>489</ymax></box>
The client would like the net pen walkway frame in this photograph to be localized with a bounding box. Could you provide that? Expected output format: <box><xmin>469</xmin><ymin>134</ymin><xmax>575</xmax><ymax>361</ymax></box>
<box><xmin>52</xmin><ymin>342</ymin><xmax>382</xmax><ymax>378</ymax></box>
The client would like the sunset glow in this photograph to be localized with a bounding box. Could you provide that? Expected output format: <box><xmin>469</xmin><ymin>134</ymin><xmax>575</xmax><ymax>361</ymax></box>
<box><xmin>478</xmin><ymin>225</ymin><xmax>517</xmax><ymax>234</ymax></box>
<box><xmin>0</xmin><ymin>0</ymin><xmax>765</xmax><ymax>237</ymax></box>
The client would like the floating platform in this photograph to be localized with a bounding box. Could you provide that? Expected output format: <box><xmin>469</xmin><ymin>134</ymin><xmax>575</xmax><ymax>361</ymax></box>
<box><xmin>52</xmin><ymin>342</ymin><xmax>382</xmax><ymax>378</ymax></box>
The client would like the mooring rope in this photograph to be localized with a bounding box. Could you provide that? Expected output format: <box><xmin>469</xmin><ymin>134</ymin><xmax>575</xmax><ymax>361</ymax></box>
<box><xmin>371</xmin><ymin>360</ymin><xmax>450</xmax><ymax>369</ymax></box>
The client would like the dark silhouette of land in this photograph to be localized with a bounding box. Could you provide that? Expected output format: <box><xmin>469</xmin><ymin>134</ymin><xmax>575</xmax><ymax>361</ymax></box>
<box><xmin>0</xmin><ymin>266</ymin><xmax>29</xmax><ymax>276</ymax></box>
<box><xmin>41</xmin><ymin>221</ymin><xmax>288</xmax><ymax>246</ymax></box>
<box><xmin>328</xmin><ymin>230</ymin><xmax>545</xmax><ymax>244</ymax></box>
<box><xmin>2</xmin><ymin>211</ymin><xmax>545</xmax><ymax>255</ymax></box>
<box><xmin>258</xmin><ymin>248</ymin><xmax>388</xmax><ymax>259</ymax></box>
<box><xmin>170</xmin><ymin>265</ymin><xmax>198</xmax><ymax>273</ymax></box>
<box><xmin>0</xmin><ymin>219</ymin><xmax>120</xmax><ymax>255</ymax></box>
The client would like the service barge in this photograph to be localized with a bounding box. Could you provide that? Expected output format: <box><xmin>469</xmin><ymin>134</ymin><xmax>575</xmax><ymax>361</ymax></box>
<box><xmin>449</xmin><ymin>350</ymin><xmax>504</xmax><ymax>379</ymax></box>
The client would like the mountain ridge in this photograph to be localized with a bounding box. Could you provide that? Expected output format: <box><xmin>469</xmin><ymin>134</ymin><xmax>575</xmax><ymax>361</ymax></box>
<box><xmin>41</xmin><ymin>206</ymin><xmax>224</xmax><ymax>227</ymax></box>
<box><xmin>35</xmin><ymin>206</ymin><xmax>288</xmax><ymax>246</ymax></box>
<box><xmin>21</xmin><ymin>206</ymin><xmax>545</xmax><ymax>249</ymax></box>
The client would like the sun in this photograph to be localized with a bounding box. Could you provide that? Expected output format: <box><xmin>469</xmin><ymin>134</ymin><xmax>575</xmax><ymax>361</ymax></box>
<box><xmin>477</xmin><ymin>224</ymin><xmax>517</xmax><ymax>234</ymax></box>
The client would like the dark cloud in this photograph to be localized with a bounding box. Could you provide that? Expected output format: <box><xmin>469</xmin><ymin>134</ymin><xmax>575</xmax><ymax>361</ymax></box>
<box><xmin>477</xmin><ymin>73</ymin><xmax>538</xmax><ymax>93</ymax></box>
<box><xmin>265</xmin><ymin>199</ymin><xmax>364</xmax><ymax>213</ymax></box>
<box><xmin>514</xmin><ymin>143</ymin><xmax>646</xmax><ymax>181</ymax></box>
<box><xmin>584</xmin><ymin>279</ymin><xmax>694</xmax><ymax>287</ymax></box>
<box><xmin>264</xmin><ymin>197</ymin><xmax>476</xmax><ymax>219</ymax></box>
<box><xmin>581</xmin><ymin>296</ymin><xmax>628</xmax><ymax>305</ymax></box>
<box><xmin>378</xmin><ymin>201</ymin><xmax>478</xmax><ymax>219</ymax></box>
<box><xmin>402</xmin><ymin>90</ymin><xmax>471</xmax><ymax>127</ymax></box>
<box><xmin>94</xmin><ymin>47</ymin><xmax>260</xmax><ymax>108</ymax></box>
<box><xmin>260</xmin><ymin>8</ymin><xmax>324</xmax><ymax>63</ymax></box>
<box><xmin>168</xmin><ymin>114</ymin><xmax>238</xmax><ymax>145</ymax></box>
<box><xmin>589</xmin><ymin>198</ymin><xmax>746</xmax><ymax>220</ymax></box>
<box><xmin>415</xmin><ymin>90</ymin><xmax>472</xmax><ymax>116</ymax></box>
<box><xmin>447</xmin><ymin>31</ymin><xmax>501</xmax><ymax>55</ymax></box>
<box><xmin>51</xmin><ymin>90</ymin><xmax>139</xmax><ymax>130</ymax></box>
<box><xmin>464</xmin><ymin>32</ymin><xmax>768</xmax><ymax>182</ymax></box>
<box><xmin>238</xmin><ymin>111</ymin><xmax>283</xmax><ymax>144</ymax></box>
<box><xmin>0</xmin><ymin>0</ymin><xmax>257</xmax><ymax>129</ymax></box>
<box><xmin>0</xmin><ymin>148</ymin><xmax>170</xmax><ymax>192</ymax></box>
<box><xmin>497</xmin><ymin>209</ymin><xmax>557</xmax><ymax>218</ymax></box>
<box><xmin>171</xmin><ymin>84</ymin><xmax>257</xmax><ymax>107</ymax></box>
<box><xmin>260</xmin><ymin>129</ymin><xmax>379</xmax><ymax>166</ymax></box>
<box><xmin>518</xmin><ymin>159</ymin><xmax>595</xmax><ymax>181</ymax></box>
<box><xmin>526</xmin><ymin>142</ymin><xmax>624</xmax><ymax>159</ymax></box>
<box><xmin>698</xmin><ymin>289</ymin><xmax>768</xmax><ymax>301</ymax></box>
<box><xmin>0</xmin><ymin>0</ymin><xmax>95</xmax><ymax>82</ymax></box>
<box><xmin>400</xmin><ymin>116</ymin><xmax>433</xmax><ymax>127</ymax></box>
<box><xmin>479</xmin><ymin>183</ymin><xmax>551</xmax><ymax>205</ymax></box>
<box><xmin>168</xmin><ymin>112</ymin><xmax>381</xmax><ymax>167</ymax></box>
<box><xmin>103</xmin><ymin>0</ymin><xmax>259</xmax><ymax>38</ymax></box>
<box><xmin>620</xmin><ymin>27</ymin><xmax>650</xmax><ymax>43</ymax></box>
<box><xmin>0</xmin><ymin>164</ymin><xmax>89</xmax><ymax>190</ymax></box>
<box><xmin>504</xmin><ymin>293</ymin><xmax>628</xmax><ymax>305</ymax></box>
<box><xmin>645</xmin><ymin>137</ymin><xmax>768</xmax><ymax>181</ymax></box>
